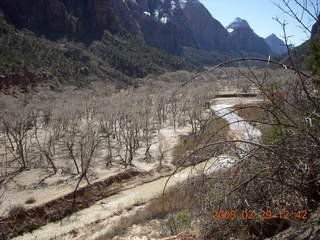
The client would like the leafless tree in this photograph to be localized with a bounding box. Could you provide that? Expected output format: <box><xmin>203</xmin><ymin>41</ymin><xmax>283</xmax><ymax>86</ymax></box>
<box><xmin>140</xmin><ymin>95</ymin><xmax>155</xmax><ymax>160</ymax></box>
<box><xmin>117</xmin><ymin>108</ymin><xmax>140</xmax><ymax>167</ymax></box>
<box><xmin>155</xmin><ymin>93</ymin><xmax>169</xmax><ymax>131</ymax></box>
<box><xmin>98</xmin><ymin>101</ymin><xmax>116</xmax><ymax>167</ymax></box>
<box><xmin>1</xmin><ymin>105</ymin><xmax>34</xmax><ymax>170</ymax></box>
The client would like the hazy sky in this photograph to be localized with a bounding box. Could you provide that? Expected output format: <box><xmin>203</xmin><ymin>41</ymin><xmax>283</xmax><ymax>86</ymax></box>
<box><xmin>199</xmin><ymin>0</ymin><xmax>317</xmax><ymax>46</ymax></box>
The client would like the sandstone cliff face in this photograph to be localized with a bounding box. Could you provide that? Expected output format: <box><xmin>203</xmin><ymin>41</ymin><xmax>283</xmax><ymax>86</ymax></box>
<box><xmin>0</xmin><ymin>0</ymin><xmax>70</xmax><ymax>39</ymax></box>
<box><xmin>134</xmin><ymin>0</ymin><xmax>231</xmax><ymax>54</ymax></box>
<box><xmin>0</xmin><ymin>0</ymin><xmax>193</xmax><ymax>52</ymax></box>
<box><xmin>0</xmin><ymin>0</ymin><xmax>275</xmax><ymax>58</ymax></box>
<box><xmin>0</xmin><ymin>0</ymin><xmax>124</xmax><ymax>41</ymax></box>
<box><xmin>132</xmin><ymin>0</ymin><xmax>199</xmax><ymax>54</ymax></box>
<box><xmin>138</xmin><ymin>13</ymin><xmax>197</xmax><ymax>53</ymax></box>
<box><xmin>181</xmin><ymin>0</ymin><xmax>231</xmax><ymax>51</ymax></box>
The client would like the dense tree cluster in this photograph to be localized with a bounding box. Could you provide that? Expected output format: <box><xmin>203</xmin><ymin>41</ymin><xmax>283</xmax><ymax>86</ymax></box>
<box><xmin>0</xmin><ymin>71</ymin><xmax>216</xmax><ymax>188</ymax></box>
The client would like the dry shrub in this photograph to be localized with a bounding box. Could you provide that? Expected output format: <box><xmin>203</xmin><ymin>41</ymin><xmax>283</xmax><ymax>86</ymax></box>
<box><xmin>233</xmin><ymin>103</ymin><xmax>272</xmax><ymax>132</ymax></box>
<box><xmin>234</xmin><ymin>104</ymin><xmax>270</xmax><ymax>122</ymax></box>
<box><xmin>145</xmin><ymin>183</ymin><xmax>197</xmax><ymax>220</ymax></box>
<box><xmin>25</xmin><ymin>197</ymin><xmax>36</xmax><ymax>204</ymax></box>
<box><xmin>8</xmin><ymin>205</ymin><xmax>26</xmax><ymax>217</ymax></box>
<box><xmin>164</xmin><ymin>211</ymin><xmax>192</xmax><ymax>236</ymax></box>
<box><xmin>189</xmin><ymin>147</ymin><xmax>311</xmax><ymax>239</ymax></box>
<box><xmin>81</xmin><ymin>189</ymin><xmax>95</xmax><ymax>202</ymax></box>
<box><xmin>96</xmin><ymin>183</ymin><xmax>198</xmax><ymax>240</ymax></box>
<box><xmin>95</xmin><ymin>217</ymin><xmax>133</xmax><ymax>240</ymax></box>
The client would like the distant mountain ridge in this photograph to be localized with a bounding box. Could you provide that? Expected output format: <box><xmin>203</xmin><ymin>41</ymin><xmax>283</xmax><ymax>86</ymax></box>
<box><xmin>0</xmin><ymin>0</ymin><xmax>276</xmax><ymax>59</ymax></box>
<box><xmin>265</xmin><ymin>34</ymin><xmax>287</xmax><ymax>55</ymax></box>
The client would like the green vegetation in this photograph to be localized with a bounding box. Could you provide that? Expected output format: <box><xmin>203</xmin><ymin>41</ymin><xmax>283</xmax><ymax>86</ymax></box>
<box><xmin>164</xmin><ymin>211</ymin><xmax>191</xmax><ymax>235</ymax></box>
<box><xmin>92</xmin><ymin>31</ymin><xmax>195</xmax><ymax>78</ymax></box>
<box><xmin>0</xmin><ymin>29</ymin><xmax>91</xmax><ymax>84</ymax></box>
<box><xmin>0</xmin><ymin>20</ymin><xmax>195</xmax><ymax>90</ymax></box>
<box><xmin>305</xmin><ymin>39</ymin><xmax>320</xmax><ymax>90</ymax></box>
<box><xmin>181</xmin><ymin>46</ymin><xmax>229</xmax><ymax>67</ymax></box>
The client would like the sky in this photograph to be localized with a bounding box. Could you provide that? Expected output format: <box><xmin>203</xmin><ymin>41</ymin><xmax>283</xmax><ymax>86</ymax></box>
<box><xmin>199</xmin><ymin>0</ymin><xmax>317</xmax><ymax>46</ymax></box>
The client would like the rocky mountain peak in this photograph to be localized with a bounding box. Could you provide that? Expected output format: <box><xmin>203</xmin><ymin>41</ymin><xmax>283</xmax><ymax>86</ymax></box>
<box><xmin>138</xmin><ymin>0</ymin><xmax>231</xmax><ymax>53</ymax></box>
<box><xmin>265</xmin><ymin>33</ymin><xmax>286</xmax><ymax>55</ymax></box>
<box><xmin>179</xmin><ymin>0</ymin><xmax>231</xmax><ymax>51</ymax></box>
<box><xmin>226</xmin><ymin>18</ymin><xmax>272</xmax><ymax>57</ymax></box>
<box><xmin>227</xmin><ymin>17</ymin><xmax>251</xmax><ymax>32</ymax></box>
<box><xmin>265</xmin><ymin>33</ymin><xmax>284</xmax><ymax>42</ymax></box>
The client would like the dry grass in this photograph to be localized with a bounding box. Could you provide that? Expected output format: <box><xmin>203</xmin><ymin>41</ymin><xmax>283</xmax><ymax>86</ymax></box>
<box><xmin>96</xmin><ymin>183</ymin><xmax>198</xmax><ymax>240</ymax></box>
<box><xmin>234</xmin><ymin>104</ymin><xmax>268</xmax><ymax>120</ymax></box>
<box><xmin>233</xmin><ymin>103</ymin><xmax>271</xmax><ymax>132</ymax></box>
<box><xmin>146</xmin><ymin>184</ymin><xmax>196</xmax><ymax>219</ymax></box>
<box><xmin>172</xmin><ymin>116</ymin><xmax>230</xmax><ymax>166</ymax></box>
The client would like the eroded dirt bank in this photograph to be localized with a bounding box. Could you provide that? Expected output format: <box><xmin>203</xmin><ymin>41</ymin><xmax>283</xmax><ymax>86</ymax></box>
<box><xmin>0</xmin><ymin>170</ymin><xmax>141</xmax><ymax>239</ymax></box>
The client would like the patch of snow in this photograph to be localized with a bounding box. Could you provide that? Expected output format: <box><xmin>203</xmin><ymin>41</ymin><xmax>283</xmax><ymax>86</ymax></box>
<box><xmin>144</xmin><ymin>11</ymin><xmax>151</xmax><ymax>16</ymax></box>
<box><xmin>160</xmin><ymin>16</ymin><xmax>169</xmax><ymax>24</ymax></box>
<box><xmin>227</xmin><ymin>17</ymin><xmax>251</xmax><ymax>30</ymax></box>
<box><xmin>171</xmin><ymin>0</ymin><xmax>176</xmax><ymax>10</ymax></box>
<box><xmin>179</xmin><ymin>0</ymin><xmax>200</xmax><ymax>8</ymax></box>
<box><xmin>154</xmin><ymin>10</ymin><xmax>159</xmax><ymax>18</ymax></box>
<box><xmin>227</xmin><ymin>28</ymin><xmax>234</xmax><ymax>33</ymax></box>
<box><xmin>179</xmin><ymin>0</ymin><xmax>188</xmax><ymax>9</ymax></box>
